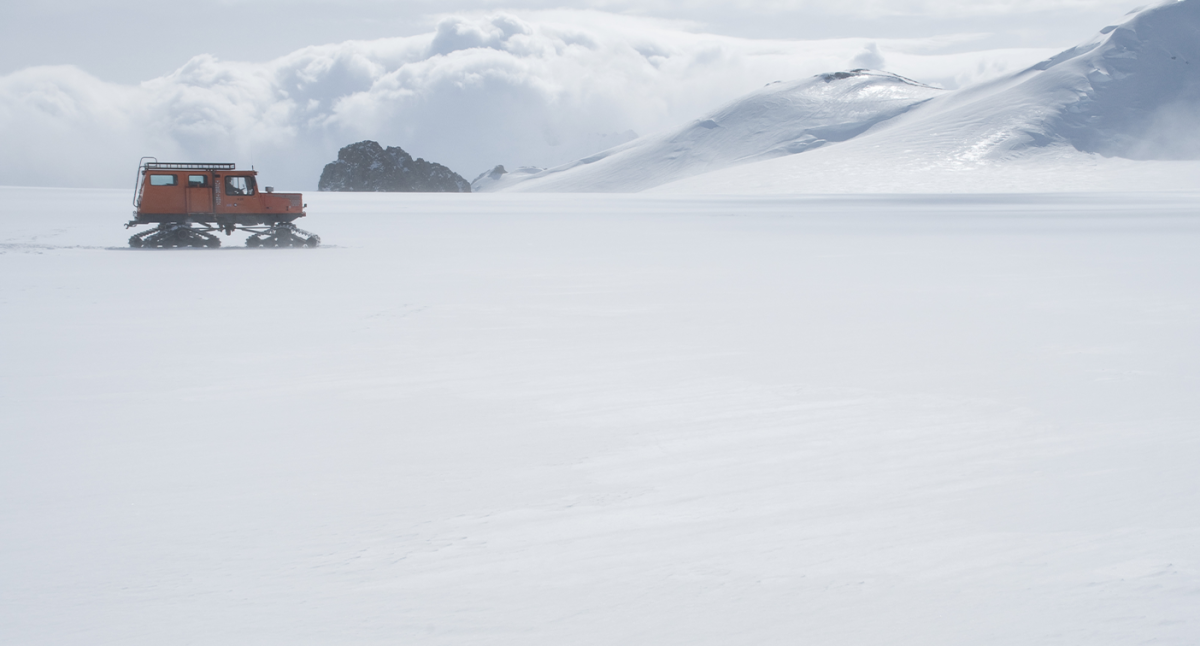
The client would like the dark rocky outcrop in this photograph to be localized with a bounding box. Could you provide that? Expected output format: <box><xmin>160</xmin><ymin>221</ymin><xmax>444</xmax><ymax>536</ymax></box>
<box><xmin>318</xmin><ymin>141</ymin><xmax>471</xmax><ymax>192</ymax></box>
<box><xmin>473</xmin><ymin>165</ymin><xmax>508</xmax><ymax>184</ymax></box>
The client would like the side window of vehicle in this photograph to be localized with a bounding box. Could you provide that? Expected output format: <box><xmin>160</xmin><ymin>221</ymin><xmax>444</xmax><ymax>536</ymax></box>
<box><xmin>188</xmin><ymin>175</ymin><xmax>208</xmax><ymax>187</ymax></box>
<box><xmin>224</xmin><ymin>176</ymin><xmax>255</xmax><ymax>196</ymax></box>
<box><xmin>149</xmin><ymin>174</ymin><xmax>178</xmax><ymax>186</ymax></box>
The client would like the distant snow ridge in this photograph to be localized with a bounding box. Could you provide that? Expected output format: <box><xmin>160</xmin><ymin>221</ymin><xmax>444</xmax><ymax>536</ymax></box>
<box><xmin>489</xmin><ymin>70</ymin><xmax>943</xmax><ymax>193</ymax></box>
<box><xmin>497</xmin><ymin>0</ymin><xmax>1200</xmax><ymax>193</ymax></box>
<box><xmin>869</xmin><ymin>0</ymin><xmax>1200</xmax><ymax>165</ymax></box>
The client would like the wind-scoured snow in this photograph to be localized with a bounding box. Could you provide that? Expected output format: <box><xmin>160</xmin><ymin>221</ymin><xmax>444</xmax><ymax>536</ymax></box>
<box><xmin>487</xmin><ymin>70</ymin><xmax>944</xmax><ymax>193</ymax></box>
<box><xmin>504</xmin><ymin>0</ymin><xmax>1200</xmax><ymax>194</ymax></box>
<box><xmin>3</xmin><ymin>188</ymin><xmax>1200</xmax><ymax>644</ymax></box>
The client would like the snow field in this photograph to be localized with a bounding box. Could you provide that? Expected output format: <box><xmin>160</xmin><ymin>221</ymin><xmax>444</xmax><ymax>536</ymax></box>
<box><xmin>2</xmin><ymin>188</ymin><xmax>1200</xmax><ymax>644</ymax></box>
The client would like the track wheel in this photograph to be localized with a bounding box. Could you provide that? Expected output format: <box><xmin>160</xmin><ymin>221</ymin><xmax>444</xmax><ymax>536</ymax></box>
<box><xmin>246</xmin><ymin>236</ymin><xmax>262</xmax><ymax>248</ymax></box>
<box><xmin>129</xmin><ymin>236</ymin><xmax>143</xmax><ymax>248</ymax></box>
<box><xmin>305</xmin><ymin>235</ymin><xmax>321</xmax><ymax>248</ymax></box>
<box><xmin>206</xmin><ymin>237</ymin><xmax>221</xmax><ymax>248</ymax></box>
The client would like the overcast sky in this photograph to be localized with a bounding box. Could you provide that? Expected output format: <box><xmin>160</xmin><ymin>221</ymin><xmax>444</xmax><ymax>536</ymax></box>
<box><xmin>4</xmin><ymin>0</ymin><xmax>1140</xmax><ymax>82</ymax></box>
<box><xmin>0</xmin><ymin>0</ymin><xmax>1154</xmax><ymax>188</ymax></box>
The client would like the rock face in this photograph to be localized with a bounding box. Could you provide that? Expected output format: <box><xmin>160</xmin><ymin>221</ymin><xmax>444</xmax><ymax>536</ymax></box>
<box><xmin>471</xmin><ymin>165</ymin><xmax>545</xmax><ymax>192</ymax></box>
<box><xmin>475</xmin><ymin>165</ymin><xmax>508</xmax><ymax>183</ymax></box>
<box><xmin>318</xmin><ymin>141</ymin><xmax>471</xmax><ymax>192</ymax></box>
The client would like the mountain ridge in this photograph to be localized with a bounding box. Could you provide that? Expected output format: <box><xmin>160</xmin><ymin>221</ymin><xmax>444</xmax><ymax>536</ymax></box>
<box><xmin>493</xmin><ymin>0</ymin><xmax>1200</xmax><ymax>194</ymax></box>
<box><xmin>481</xmin><ymin>70</ymin><xmax>944</xmax><ymax>193</ymax></box>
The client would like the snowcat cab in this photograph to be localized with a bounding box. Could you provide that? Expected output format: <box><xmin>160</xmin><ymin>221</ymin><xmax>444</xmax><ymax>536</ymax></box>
<box><xmin>127</xmin><ymin>158</ymin><xmax>320</xmax><ymax>248</ymax></box>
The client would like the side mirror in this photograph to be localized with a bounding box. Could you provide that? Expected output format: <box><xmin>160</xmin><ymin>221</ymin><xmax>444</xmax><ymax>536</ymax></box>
<box><xmin>265</xmin><ymin>186</ymin><xmax>274</xmax><ymax>193</ymax></box>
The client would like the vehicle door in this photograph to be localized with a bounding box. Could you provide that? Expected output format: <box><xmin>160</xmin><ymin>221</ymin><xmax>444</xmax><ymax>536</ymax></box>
<box><xmin>141</xmin><ymin>173</ymin><xmax>186</xmax><ymax>214</ymax></box>
<box><xmin>218</xmin><ymin>175</ymin><xmax>258</xmax><ymax>214</ymax></box>
<box><xmin>186</xmin><ymin>173</ymin><xmax>213</xmax><ymax>214</ymax></box>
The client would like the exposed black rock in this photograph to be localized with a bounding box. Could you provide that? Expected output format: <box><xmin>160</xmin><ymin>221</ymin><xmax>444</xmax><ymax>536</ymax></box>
<box><xmin>472</xmin><ymin>165</ymin><xmax>508</xmax><ymax>184</ymax></box>
<box><xmin>821</xmin><ymin>70</ymin><xmax>864</xmax><ymax>82</ymax></box>
<box><xmin>470</xmin><ymin>165</ymin><xmax>547</xmax><ymax>192</ymax></box>
<box><xmin>318</xmin><ymin>141</ymin><xmax>471</xmax><ymax>192</ymax></box>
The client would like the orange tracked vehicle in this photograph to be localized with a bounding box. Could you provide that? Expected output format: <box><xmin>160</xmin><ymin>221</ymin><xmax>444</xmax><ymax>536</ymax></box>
<box><xmin>127</xmin><ymin>158</ymin><xmax>320</xmax><ymax>248</ymax></box>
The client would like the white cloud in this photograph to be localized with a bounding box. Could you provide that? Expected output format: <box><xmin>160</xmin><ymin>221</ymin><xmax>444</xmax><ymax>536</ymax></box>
<box><xmin>0</xmin><ymin>11</ymin><xmax>1058</xmax><ymax>189</ymax></box>
<box><xmin>851</xmin><ymin>43</ymin><xmax>887</xmax><ymax>69</ymax></box>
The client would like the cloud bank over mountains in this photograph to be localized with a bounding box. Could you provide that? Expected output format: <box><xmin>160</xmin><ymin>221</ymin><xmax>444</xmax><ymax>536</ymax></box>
<box><xmin>0</xmin><ymin>11</ymin><xmax>1051</xmax><ymax>187</ymax></box>
<box><xmin>0</xmin><ymin>12</ymin><xmax>1056</xmax><ymax>189</ymax></box>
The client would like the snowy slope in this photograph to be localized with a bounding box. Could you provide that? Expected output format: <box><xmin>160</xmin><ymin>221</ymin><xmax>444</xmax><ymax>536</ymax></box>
<box><xmin>4</xmin><ymin>188</ymin><xmax>1200</xmax><ymax>644</ymax></box>
<box><xmin>851</xmin><ymin>0</ymin><xmax>1200</xmax><ymax>163</ymax></box>
<box><xmin>507</xmin><ymin>0</ymin><xmax>1200</xmax><ymax>194</ymax></box>
<box><xmin>485</xmin><ymin>71</ymin><xmax>944</xmax><ymax>193</ymax></box>
<box><xmin>1020</xmin><ymin>0</ymin><xmax>1200</xmax><ymax>160</ymax></box>
<box><xmin>662</xmin><ymin>0</ymin><xmax>1200</xmax><ymax>193</ymax></box>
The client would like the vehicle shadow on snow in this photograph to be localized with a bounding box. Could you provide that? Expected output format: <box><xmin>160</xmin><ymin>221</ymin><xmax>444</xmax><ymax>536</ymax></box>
<box><xmin>107</xmin><ymin>245</ymin><xmax>340</xmax><ymax>251</ymax></box>
<box><xmin>1</xmin><ymin>243</ymin><xmax>340</xmax><ymax>252</ymax></box>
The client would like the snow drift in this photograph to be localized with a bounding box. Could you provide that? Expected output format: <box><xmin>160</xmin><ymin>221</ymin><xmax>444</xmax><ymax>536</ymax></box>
<box><xmin>503</xmin><ymin>0</ymin><xmax>1200</xmax><ymax>193</ymax></box>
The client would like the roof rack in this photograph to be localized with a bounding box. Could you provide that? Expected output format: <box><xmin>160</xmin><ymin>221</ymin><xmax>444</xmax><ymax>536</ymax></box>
<box><xmin>144</xmin><ymin>162</ymin><xmax>236</xmax><ymax>171</ymax></box>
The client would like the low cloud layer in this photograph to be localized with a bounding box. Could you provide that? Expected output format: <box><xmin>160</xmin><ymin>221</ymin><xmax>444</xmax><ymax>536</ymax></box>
<box><xmin>0</xmin><ymin>12</ymin><xmax>1054</xmax><ymax>189</ymax></box>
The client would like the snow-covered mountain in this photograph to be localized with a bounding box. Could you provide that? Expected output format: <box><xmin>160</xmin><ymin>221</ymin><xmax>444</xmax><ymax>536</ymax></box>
<box><xmin>480</xmin><ymin>70</ymin><xmax>943</xmax><ymax>193</ymax></box>
<box><xmin>800</xmin><ymin>0</ymin><xmax>1200</xmax><ymax>167</ymax></box>
<box><xmin>498</xmin><ymin>0</ymin><xmax>1200</xmax><ymax>193</ymax></box>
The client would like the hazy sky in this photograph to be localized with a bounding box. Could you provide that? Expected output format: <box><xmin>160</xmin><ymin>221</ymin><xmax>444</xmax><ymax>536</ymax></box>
<box><xmin>5</xmin><ymin>0</ymin><xmax>1140</xmax><ymax>82</ymax></box>
<box><xmin>0</xmin><ymin>0</ymin><xmax>1157</xmax><ymax>188</ymax></box>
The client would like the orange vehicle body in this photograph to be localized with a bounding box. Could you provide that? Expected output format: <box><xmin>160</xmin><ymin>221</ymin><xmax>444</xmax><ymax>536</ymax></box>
<box><xmin>132</xmin><ymin>162</ymin><xmax>306</xmax><ymax>227</ymax></box>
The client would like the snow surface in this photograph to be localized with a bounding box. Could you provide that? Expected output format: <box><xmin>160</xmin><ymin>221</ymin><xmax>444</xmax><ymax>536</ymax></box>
<box><xmin>3</xmin><ymin>186</ymin><xmax>1200</xmax><ymax>644</ymax></box>
<box><xmin>506</xmin><ymin>0</ymin><xmax>1200</xmax><ymax>194</ymax></box>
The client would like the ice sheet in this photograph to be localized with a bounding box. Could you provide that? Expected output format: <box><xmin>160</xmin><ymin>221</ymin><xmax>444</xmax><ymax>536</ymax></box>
<box><xmin>2</xmin><ymin>188</ymin><xmax>1199</xmax><ymax>644</ymax></box>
